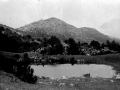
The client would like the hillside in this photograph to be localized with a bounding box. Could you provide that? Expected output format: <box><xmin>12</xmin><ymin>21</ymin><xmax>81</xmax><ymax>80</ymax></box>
<box><xmin>18</xmin><ymin>17</ymin><xmax>112</xmax><ymax>43</ymax></box>
<box><xmin>80</xmin><ymin>27</ymin><xmax>112</xmax><ymax>43</ymax></box>
<box><xmin>0</xmin><ymin>24</ymin><xmax>23</xmax><ymax>52</ymax></box>
<box><xmin>0</xmin><ymin>24</ymin><xmax>40</xmax><ymax>53</ymax></box>
<box><xmin>0</xmin><ymin>24</ymin><xmax>22</xmax><ymax>37</ymax></box>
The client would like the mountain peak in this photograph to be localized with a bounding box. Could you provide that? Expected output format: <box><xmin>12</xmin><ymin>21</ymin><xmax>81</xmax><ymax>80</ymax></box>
<box><xmin>43</xmin><ymin>17</ymin><xmax>65</xmax><ymax>24</ymax></box>
<box><xmin>46</xmin><ymin>17</ymin><xmax>60</xmax><ymax>20</ymax></box>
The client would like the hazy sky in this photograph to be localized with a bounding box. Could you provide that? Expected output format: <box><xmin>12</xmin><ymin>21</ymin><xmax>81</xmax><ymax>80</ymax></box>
<box><xmin>0</xmin><ymin>0</ymin><xmax>120</xmax><ymax>38</ymax></box>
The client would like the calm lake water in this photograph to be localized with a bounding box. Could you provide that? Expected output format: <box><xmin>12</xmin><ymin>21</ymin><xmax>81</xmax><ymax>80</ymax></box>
<box><xmin>31</xmin><ymin>64</ymin><xmax>116</xmax><ymax>79</ymax></box>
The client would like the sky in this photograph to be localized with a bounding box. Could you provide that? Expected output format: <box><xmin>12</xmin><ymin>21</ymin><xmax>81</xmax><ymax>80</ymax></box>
<box><xmin>0</xmin><ymin>0</ymin><xmax>120</xmax><ymax>38</ymax></box>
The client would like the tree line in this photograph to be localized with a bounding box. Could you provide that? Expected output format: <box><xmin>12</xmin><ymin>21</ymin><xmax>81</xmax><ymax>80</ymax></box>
<box><xmin>0</xmin><ymin>26</ymin><xmax>120</xmax><ymax>55</ymax></box>
<box><xmin>0</xmin><ymin>26</ymin><xmax>40</xmax><ymax>53</ymax></box>
<box><xmin>39</xmin><ymin>36</ymin><xmax>120</xmax><ymax>55</ymax></box>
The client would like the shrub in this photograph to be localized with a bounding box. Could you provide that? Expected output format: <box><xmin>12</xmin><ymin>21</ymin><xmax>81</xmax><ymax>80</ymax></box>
<box><xmin>0</xmin><ymin>53</ymin><xmax>37</xmax><ymax>84</ymax></box>
<box><xmin>70</xmin><ymin>57</ymin><xmax>75</xmax><ymax>65</ymax></box>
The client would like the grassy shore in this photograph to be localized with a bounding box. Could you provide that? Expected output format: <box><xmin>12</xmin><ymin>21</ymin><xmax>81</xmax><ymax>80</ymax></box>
<box><xmin>0</xmin><ymin>51</ymin><xmax>120</xmax><ymax>72</ymax></box>
<box><xmin>28</xmin><ymin>52</ymin><xmax>120</xmax><ymax>72</ymax></box>
<box><xmin>1</xmin><ymin>70</ymin><xmax>120</xmax><ymax>90</ymax></box>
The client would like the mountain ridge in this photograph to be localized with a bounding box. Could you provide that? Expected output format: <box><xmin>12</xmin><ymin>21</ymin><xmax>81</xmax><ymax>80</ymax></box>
<box><xmin>100</xmin><ymin>19</ymin><xmax>120</xmax><ymax>39</ymax></box>
<box><xmin>17</xmin><ymin>17</ymin><xmax>114</xmax><ymax>43</ymax></box>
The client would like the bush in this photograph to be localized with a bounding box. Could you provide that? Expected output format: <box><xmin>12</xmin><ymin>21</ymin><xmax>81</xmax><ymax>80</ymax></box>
<box><xmin>70</xmin><ymin>57</ymin><xmax>75</xmax><ymax>65</ymax></box>
<box><xmin>59</xmin><ymin>57</ymin><xmax>66</xmax><ymax>64</ymax></box>
<box><xmin>15</xmin><ymin>53</ymin><xmax>37</xmax><ymax>83</ymax></box>
<box><xmin>0</xmin><ymin>53</ymin><xmax>37</xmax><ymax>84</ymax></box>
<box><xmin>18</xmin><ymin>66</ymin><xmax>37</xmax><ymax>84</ymax></box>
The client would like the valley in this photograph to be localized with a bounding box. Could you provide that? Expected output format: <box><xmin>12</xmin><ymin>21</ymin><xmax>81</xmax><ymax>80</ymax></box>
<box><xmin>0</xmin><ymin>17</ymin><xmax>120</xmax><ymax>90</ymax></box>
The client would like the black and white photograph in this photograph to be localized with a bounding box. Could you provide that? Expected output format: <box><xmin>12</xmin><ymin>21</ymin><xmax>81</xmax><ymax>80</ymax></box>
<box><xmin>0</xmin><ymin>0</ymin><xmax>120</xmax><ymax>90</ymax></box>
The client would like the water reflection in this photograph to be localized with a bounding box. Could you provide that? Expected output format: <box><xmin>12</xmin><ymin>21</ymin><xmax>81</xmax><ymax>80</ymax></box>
<box><xmin>31</xmin><ymin>64</ymin><xmax>116</xmax><ymax>79</ymax></box>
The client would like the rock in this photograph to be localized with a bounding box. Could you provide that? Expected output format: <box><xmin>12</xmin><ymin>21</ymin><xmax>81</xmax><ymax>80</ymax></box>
<box><xmin>61</xmin><ymin>76</ymin><xmax>68</xmax><ymax>79</ymax></box>
<box><xmin>110</xmin><ymin>80</ymin><xmax>114</xmax><ymax>82</ymax></box>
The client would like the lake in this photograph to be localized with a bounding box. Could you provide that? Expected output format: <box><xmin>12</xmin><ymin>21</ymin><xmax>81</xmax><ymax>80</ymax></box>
<box><xmin>31</xmin><ymin>64</ymin><xmax>116</xmax><ymax>79</ymax></box>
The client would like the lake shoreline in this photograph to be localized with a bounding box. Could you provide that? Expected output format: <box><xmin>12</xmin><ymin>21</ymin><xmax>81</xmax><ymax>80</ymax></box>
<box><xmin>29</xmin><ymin>52</ymin><xmax>120</xmax><ymax>73</ymax></box>
<box><xmin>31</xmin><ymin>64</ymin><xmax>116</xmax><ymax>79</ymax></box>
<box><xmin>1</xmin><ymin>52</ymin><xmax>120</xmax><ymax>89</ymax></box>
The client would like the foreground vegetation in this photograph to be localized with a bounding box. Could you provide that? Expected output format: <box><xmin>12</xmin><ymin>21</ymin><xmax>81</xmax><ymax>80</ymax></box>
<box><xmin>0</xmin><ymin>52</ymin><xmax>38</xmax><ymax>83</ymax></box>
<box><xmin>1</xmin><ymin>70</ymin><xmax>120</xmax><ymax>90</ymax></box>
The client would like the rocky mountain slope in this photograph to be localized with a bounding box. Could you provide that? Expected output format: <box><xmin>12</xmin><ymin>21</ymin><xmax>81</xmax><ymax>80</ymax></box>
<box><xmin>18</xmin><ymin>17</ymin><xmax>112</xmax><ymax>43</ymax></box>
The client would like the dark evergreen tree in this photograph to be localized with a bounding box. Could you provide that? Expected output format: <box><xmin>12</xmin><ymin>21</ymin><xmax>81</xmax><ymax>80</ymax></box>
<box><xmin>65</xmin><ymin>38</ymin><xmax>79</xmax><ymax>55</ymax></box>
<box><xmin>90</xmin><ymin>40</ymin><xmax>100</xmax><ymax>49</ymax></box>
<box><xmin>70</xmin><ymin>57</ymin><xmax>75</xmax><ymax>65</ymax></box>
<box><xmin>47</xmin><ymin>36</ymin><xmax>64</xmax><ymax>55</ymax></box>
<box><xmin>106</xmin><ymin>40</ymin><xmax>120</xmax><ymax>52</ymax></box>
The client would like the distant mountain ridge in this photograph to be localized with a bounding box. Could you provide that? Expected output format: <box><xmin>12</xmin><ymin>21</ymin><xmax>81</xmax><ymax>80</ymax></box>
<box><xmin>79</xmin><ymin>27</ymin><xmax>112</xmax><ymax>43</ymax></box>
<box><xmin>100</xmin><ymin>19</ymin><xmax>120</xmax><ymax>39</ymax></box>
<box><xmin>17</xmin><ymin>17</ymin><xmax>113</xmax><ymax>43</ymax></box>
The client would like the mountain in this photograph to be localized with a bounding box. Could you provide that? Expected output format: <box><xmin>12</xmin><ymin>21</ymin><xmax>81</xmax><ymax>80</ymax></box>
<box><xmin>79</xmin><ymin>27</ymin><xmax>112</xmax><ymax>43</ymax></box>
<box><xmin>100</xmin><ymin>19</ymin><xmax>120</xmax><ymax>39</ymax></box>
<box><xmin>17</xmin><ymin>17</ymin><xmax>87</xmax><ymax>42</ymax></box>
<box><xmin>18</xmin><ymin>17</ymin><xmax>116</xmax><ymax>43</ymax></box>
